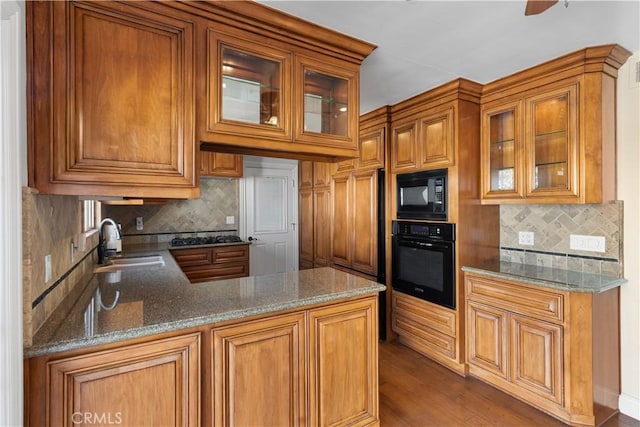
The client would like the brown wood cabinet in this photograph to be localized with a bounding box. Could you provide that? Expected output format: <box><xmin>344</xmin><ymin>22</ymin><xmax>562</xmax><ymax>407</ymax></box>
<box><xmin>308</xmin><ymin>298</ymin><xmax>379</xmax><ymax>426</ymax></box>
<box><xmin>392</xmin><ymin>292</ymin><xmax>459</xmax><ymax>372</ymax></box>
<box><xmin>336</xmin><ymin>106</ymin><xmax>388</xmax><ymax>173</ymax></box>
<box><xmin>332</xmin><ymin>169</ymin><xmax>378</xmax><ymax>276</ymax></box>
<box><xmin>195</xmin><ymin>2</ymin><xmax>375</xmax><ymax>161</ymax></box>
<box><xmin>388</xmin><ymin>79</ymin><xmax>500</xmax><ymax>374</ymax></box>
<box><xmin>27</xmin><ymin>1</ymin><xmax>198</xmax><ymax>198</ymax></box>
<box><xmin>298</xmin><ymin>161</ymin><xmax>333</xmax><ymax>269</ymax></box>
<box><xmin>212</xmin><ymin>313</ymin><xmax>307</xmax><ymax>426</ymax></box>
<box><xmin>480</xmin><ymin>44</ymin><xmax>631</xmax><ymax>204</ymax></box>
<box><xmin>171</xmin><ymin>244</ymin><xmax>250</xmax><ymax>283</ymax></box>
<box><xmin>464</xmin><ymin>272</ymin><xmax>620</xmax><ymax>426</ymax></box>
<box><xmin>27</xmin><ymin>333</ymin><xmax>201</xmax><ymax>426</ymax></box>
<box><xmin>390</xmin><ymin>103</ymin><xmax>454</xmax><ymax>173</ymax></box>
<box><xmin>200</xmin><ymin>152</ymin><xmax>243</xmax><ymax>178</ymax></box>
<box><xmin>26</xmin><ymin>293</ymin><xmax>380</xmax><ymax>427</ymax></box>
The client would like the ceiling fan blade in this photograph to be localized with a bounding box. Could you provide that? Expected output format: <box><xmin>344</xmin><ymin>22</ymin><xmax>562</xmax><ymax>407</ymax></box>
<box><xmin>524</xmin><ymin>0</ymin><xmax>559</xmax><ymax>16</ymax></box>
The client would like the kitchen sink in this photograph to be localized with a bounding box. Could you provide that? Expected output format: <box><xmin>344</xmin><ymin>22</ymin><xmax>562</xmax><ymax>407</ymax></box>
<box><xmin>93</xmin><ymin>255</ymin><xmax>165</xmax><ymax>273</ymax></box>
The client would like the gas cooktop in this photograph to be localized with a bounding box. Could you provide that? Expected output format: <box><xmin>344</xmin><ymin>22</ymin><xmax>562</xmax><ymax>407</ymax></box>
<box><xmin>170</xmin><ymin>235</ymin><xmax>243</xmax><ymax>247</ymax></box>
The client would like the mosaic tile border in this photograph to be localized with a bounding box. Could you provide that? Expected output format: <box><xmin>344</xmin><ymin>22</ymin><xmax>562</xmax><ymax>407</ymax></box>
<box><xmin>500</xmin><ymin>247</ymin><xmax>621</xmax><ymax>277</ymax></box>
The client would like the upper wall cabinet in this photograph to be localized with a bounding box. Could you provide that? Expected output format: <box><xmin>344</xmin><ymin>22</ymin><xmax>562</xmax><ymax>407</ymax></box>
<box><xmin>336</xmin><ymin>106</ymin><xmax>389</xmax><ymax>172</ymax></box>
<box><xmin>27</xmin><ymin>1</ymin><xmax>198</xmax><ymax>198</ymax></box>
<box><xmin>480</xmin><ymin>44</ymin><xmax>631</xmax><ymax>204</ymax></box>
<box><xmin>390</xmin><ymin>79</ymin><xmax>481</xmax><ymax>173</ymax></box>
<box><xmin>195</xmin><ymin>2</ymin><xmax>375</xmax><ymax>161</ymax></box>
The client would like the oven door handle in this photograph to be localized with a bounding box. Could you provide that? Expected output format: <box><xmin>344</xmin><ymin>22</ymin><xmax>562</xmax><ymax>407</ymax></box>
<box><xmin>415</xmin><ymin>242</ymin><xmax>433</xmax><ymax>247</ymax></box>
<box><xmin>396</xmin><ymin>238</ymin><xmax>452</xmax><ymax>250</ymax></box>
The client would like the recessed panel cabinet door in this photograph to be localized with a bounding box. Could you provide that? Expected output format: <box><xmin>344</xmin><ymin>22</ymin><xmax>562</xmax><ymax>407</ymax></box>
<box><xmin>331</xmin><ymin>174</ymin><xmax>351</xmax><ymax>267</ymax></box>
<box><xmin>30</xmin><ymin>1</ymin><xmax>197</xmax><ymax>197</ymax></box>
<box><xmin>309</xmin><ymin>298</ymin><xmax>379</xmax><ymax>427</ymax></box>
<box><xmin>212</xmin><ymin>313</ymin><xmax>306</xmax><ymax>427</ymax></box>
<box><xmin>510</xmin><ymin>314</ymin><xmax>563</xmax><ymax>405</ymax></box>
<box><xmin>351</xmin><ymin>170</ymin><xmax>378</xmax><ymax>275</ymax></box>
<box><xmin>47</xmin><ymin>334</ymin><xmax>200</xmax><ymax>427</ymax></box>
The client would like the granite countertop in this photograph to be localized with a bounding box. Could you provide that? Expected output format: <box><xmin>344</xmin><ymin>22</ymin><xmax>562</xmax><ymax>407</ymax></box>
<box><xmin>462</xmin><ymin>260</ymin><xmax>627</xmax><ymax>293</ymax></box>
<box><xmin>26</xmin><ymin>246</ymin><xmax>385</xmax><ymax>358</ymax></box>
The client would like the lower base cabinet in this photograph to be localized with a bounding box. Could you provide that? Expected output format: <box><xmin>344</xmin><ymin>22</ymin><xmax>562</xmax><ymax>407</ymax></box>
<box><xmin>391</xmin><ymin>292</ymin><xmax>462</xmax><ymax>374</ymax></box>
<box><xmin>26</xmin><ymin>296</ymin><xmax>379</xmax><ymax>427</ymax></box>
<box><xmin>464</xmin><ymin>272</ymin><xmax>620</xmax><ymax>426</ymax></box>
<box><xmin>212</xmin><ymin>313</ymin><xmax>307</xmax><ymax>426</ymax></box>
<box><xmin>29</xmin><ymin>334</ymin><xmax>201</xmax><ymax>426</ymax></box>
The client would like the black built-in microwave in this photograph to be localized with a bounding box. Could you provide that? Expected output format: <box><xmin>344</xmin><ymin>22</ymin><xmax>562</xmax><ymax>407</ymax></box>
<box><xmin>396</xmin><ymin>168</ymin><xmax>447</xmax><ymax>220</ymax></box>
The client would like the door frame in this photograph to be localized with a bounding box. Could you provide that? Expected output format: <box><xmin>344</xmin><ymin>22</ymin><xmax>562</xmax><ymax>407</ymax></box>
<box><xmin>239</xmin><ymin>155</ymin><xmax>299</xmax><ymax>272</ymax></box>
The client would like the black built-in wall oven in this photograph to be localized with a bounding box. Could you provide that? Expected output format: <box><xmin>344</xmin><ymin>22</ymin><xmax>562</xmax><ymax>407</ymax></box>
<box><xmin>392</xmin><ymin>220</ymin><xmax>456</xmax><ymax>309</ymax></box>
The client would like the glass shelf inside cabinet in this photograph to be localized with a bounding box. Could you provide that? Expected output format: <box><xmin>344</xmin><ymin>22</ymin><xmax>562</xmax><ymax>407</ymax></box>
<box><xmin>532</xmin><ymin>95</ymin><xmax>569</xmax><ymax>190</ymax></box>
<box><xmin>221</xmin><ymin>48</ymin><xmax>281</xmax><ymax>127</ymax></box>
<box><xmin>488</xmin><ymin>110</ymin><xmax>516</xmax><ymax>192</ymax></box>
<box><xmin>303</xmin><ymin>70</ymin><xmax>348</xmax><ymax>136</ymax></box>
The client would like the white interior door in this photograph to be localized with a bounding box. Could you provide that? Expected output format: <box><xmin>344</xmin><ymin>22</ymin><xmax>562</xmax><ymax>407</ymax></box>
<box><xmin>241</xmin><ymin>156</ymin><xmax>298</xmax><ymax>276</ymax></box>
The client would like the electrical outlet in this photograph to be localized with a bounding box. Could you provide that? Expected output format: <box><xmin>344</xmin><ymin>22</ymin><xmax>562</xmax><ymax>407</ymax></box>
<box><xmin>226</xmin><ymin>215</ymin><xmax>235</xmax><ymax>225</ymax></box>
<box><xmin>45</xmin><ymin>254</ymin><xmax>52</xmax><ymax>283</ymax></box>
<box><xmin>518</xmin><ymin>231</ymin><xmax>534</xmax><ymax>246</ymax></box>
<box><xmin>136</xmin><ymin>216</ymin><xmax>143</xmax><ymax>231</ymax></box>
<box><xmin>570</xmin><ymin>234</ymin><xmax>605</xmax><ymax>253</ymax></box>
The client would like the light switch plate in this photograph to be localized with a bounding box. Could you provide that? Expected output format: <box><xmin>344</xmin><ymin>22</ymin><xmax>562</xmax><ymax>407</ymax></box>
<box><xmin>226</xmin><ymin>216</ymin><xmax>235</xmax><ymax>225</ymax></box>
<box><xmin>570</xmin><ymin>234</ymin><xmax>605</xmax><ymax>253</ymax></box>
<box><xmin>518</xmin><ymin>231</ymin><xmax>534</xmax><ymax>246</ymax></box>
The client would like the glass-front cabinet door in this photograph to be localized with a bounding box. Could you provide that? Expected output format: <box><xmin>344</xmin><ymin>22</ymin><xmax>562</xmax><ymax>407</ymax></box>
<box><xmin>481</xmin><ymin>101</ymin><xmax>523</xmax><ymax>200</ymax></box>
<box><xmin>295</xmin><ymin>56</ymin><xmax>359</xmax><ymax>149</ymax></box>
<box><xmin>525</xmin><ymin>85</ymin><xmax>578</xmax><ymax>198</ymax></box>
<box><xmin>207</xmin><ymin>31</ymin><xmax>291</xmax><ymax>139</ymax></box>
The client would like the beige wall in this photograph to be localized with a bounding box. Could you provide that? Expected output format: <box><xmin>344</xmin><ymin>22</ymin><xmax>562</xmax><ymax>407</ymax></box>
<box><xmin>617</xmin><ymin>52</ymin><xmax>640</xmax><ymax>419</ymax></box>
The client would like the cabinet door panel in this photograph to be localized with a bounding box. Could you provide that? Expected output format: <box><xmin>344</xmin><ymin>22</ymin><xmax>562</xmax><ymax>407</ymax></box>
<box><xmin>43</xmin><ymin>2</ymin><xmax>196</xmax><ymax>194</ymax></box>
<box><xmin>48</xmin><ymin>334</ymin><xmax>200</xmax><ymax>427</ymax></box>
<box><xmin>525</xmin><ymin>84</ymin><xmax>578</xmax><ymax>199</ymax></box>
<box><xmin>510</xmin><ymin>314</ymin><xmax>563</xmax><ymax>405</ymax></box>
<box><xmin>309</xmin><ymin>298</ymin><xmax>378</xmax><ymax>427</ymax></box>
<box><xmin>207</xmin><ymin>29</ymin><xmax>291</xmax><ymax>140</ymax></box>
<box><xmin>299</xmin><ymin>161</ymin><xmax>314</xmax><ymax>189</ymax></box>
<box><xmin>481</xmin><ymin>100</ymin><xmax>524</xmax><ymax>199</ymax></box>
<box><xmin>391</xmin><ymin>121</ymin><xmax>418</xmax><ymax>172</ymax></box>
<box><xmin>466</xmin><ymin>302</ymin><xmax>508</xmax><ymax>379</ymax></box>
<box><xmin>331</xmin><ymin>175</ymin><xmax>351</xmax><ymax>267</ymax></box>
<box><xmin>201</xmin><ymin>152</ymin><xmax>243</xmax><ymax>178</ymax></box>
<box><xmin>313</xmin><ymin>188</ymin><xmax>332</xmax><ymax>267</ymax></box>
<box><xmin>351</xmin><ymin>171</ymin><xmax>377</xmax><ymax>275</ymax></box>
<box><xmin>299</xmin><ymin>188</ymin><xmax>315</xmax><ymax>267</ymax></box>
<box><xmin>212</xmin><ymin>245</ymin><xmax>249</xmax><ymax>263</ymax></box>
<box><xmin>359</xmin><ymin>127</ymin><xmax>385</xmax><ymax>170</ymax></box>
<box><xmin>419</xmin><ymin>108</ymin><xmax>454</xmax><ymax>168</ymax></box>
<box><xmin>213</xmin><ymin>313</ymin><xmax>306</xmax><ymax>427</ymax></box>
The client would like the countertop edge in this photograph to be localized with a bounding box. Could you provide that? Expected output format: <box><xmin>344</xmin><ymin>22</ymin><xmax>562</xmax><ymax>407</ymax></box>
<box><xmin>24</xmin><ymin>284</ymin><xmax>385</xmax><ymax>359</ymax></box>
<box><xmin>461</xmin><ymin>264</ymin><xmax>627</xmax><ymax>293</ymax></box>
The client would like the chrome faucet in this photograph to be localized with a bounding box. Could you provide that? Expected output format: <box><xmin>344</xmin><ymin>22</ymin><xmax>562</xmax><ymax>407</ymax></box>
<box><xmin>97</xmin><ymin>218</ymin><xmax>121</xmax><ymax>265</ymax></box>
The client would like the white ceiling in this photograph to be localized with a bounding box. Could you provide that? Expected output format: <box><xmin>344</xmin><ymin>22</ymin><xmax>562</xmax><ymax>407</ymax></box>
<box><xmin>261</xmin><ymin>0</ymin><xmax>640</xmax><ymax>113</ymax></box>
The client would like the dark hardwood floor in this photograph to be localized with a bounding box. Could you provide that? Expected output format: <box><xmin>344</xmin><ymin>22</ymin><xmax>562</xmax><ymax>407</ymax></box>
<box><xmin>379</xmin><ymin>341</ymin><xmax>639</xmax><ymax>427</ymax></box>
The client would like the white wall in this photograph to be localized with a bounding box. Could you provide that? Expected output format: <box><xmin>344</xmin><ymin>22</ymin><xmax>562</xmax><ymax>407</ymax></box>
<box><xmin>0</xmin><ymin>1</ymin><xmax>26</xmax><ymax>426</ymax></box>
<box><xmin>617</xmin><ymin>52</ymin><xmax>640</xmax><ymax>420</ymax></box>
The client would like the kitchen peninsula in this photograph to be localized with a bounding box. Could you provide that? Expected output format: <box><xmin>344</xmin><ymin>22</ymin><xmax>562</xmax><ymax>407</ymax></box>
<box><xmin>24</xmin><ymin>247</ymin><xmax>384</xmax><ymax>426</ymax></box>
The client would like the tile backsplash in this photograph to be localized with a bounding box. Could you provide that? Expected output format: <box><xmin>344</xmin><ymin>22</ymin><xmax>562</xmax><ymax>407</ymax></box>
<box><xmin>104</xmin><ymin>178</ymin><xmax>239</xmax><ymax>240</ymax></box>
<box><xmin>22</xmin><ymin>188</ymin><xmax>98</xmax><ymax>345</ymax></box>
<box><xmin>500</xmin><ymin>202</ymin><xmax>623</xmax><ymax>276</ymax></box>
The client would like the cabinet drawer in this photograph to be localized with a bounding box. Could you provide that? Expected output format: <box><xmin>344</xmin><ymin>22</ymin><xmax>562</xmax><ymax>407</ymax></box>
<box><xmin>392</xmin><ymin>292</ymin><xmax>456</xmax><ymax>336</ymax></box>
<box><xmin>171</xmin><ymin>248</ymin><xmax>212</xmax><ymax>267</ymax></box>
<box><xmin>465</xmin><ymin>275</ymin><xmax>564</xmax><ymax>323</ymax></box>
<box><xmin>392</xmin><ymin>311</ymin><xmax>456</xmax><ymax>359</ymax></box>
<box><xmin>185</xmin><ymin>263</ymin><xmax>249</xmax><ymax>283</ymax></box>
<box><xmin>213</xmin><ymin>245</ymin><xmax>249</xmax><ymax>263</ymax></box>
